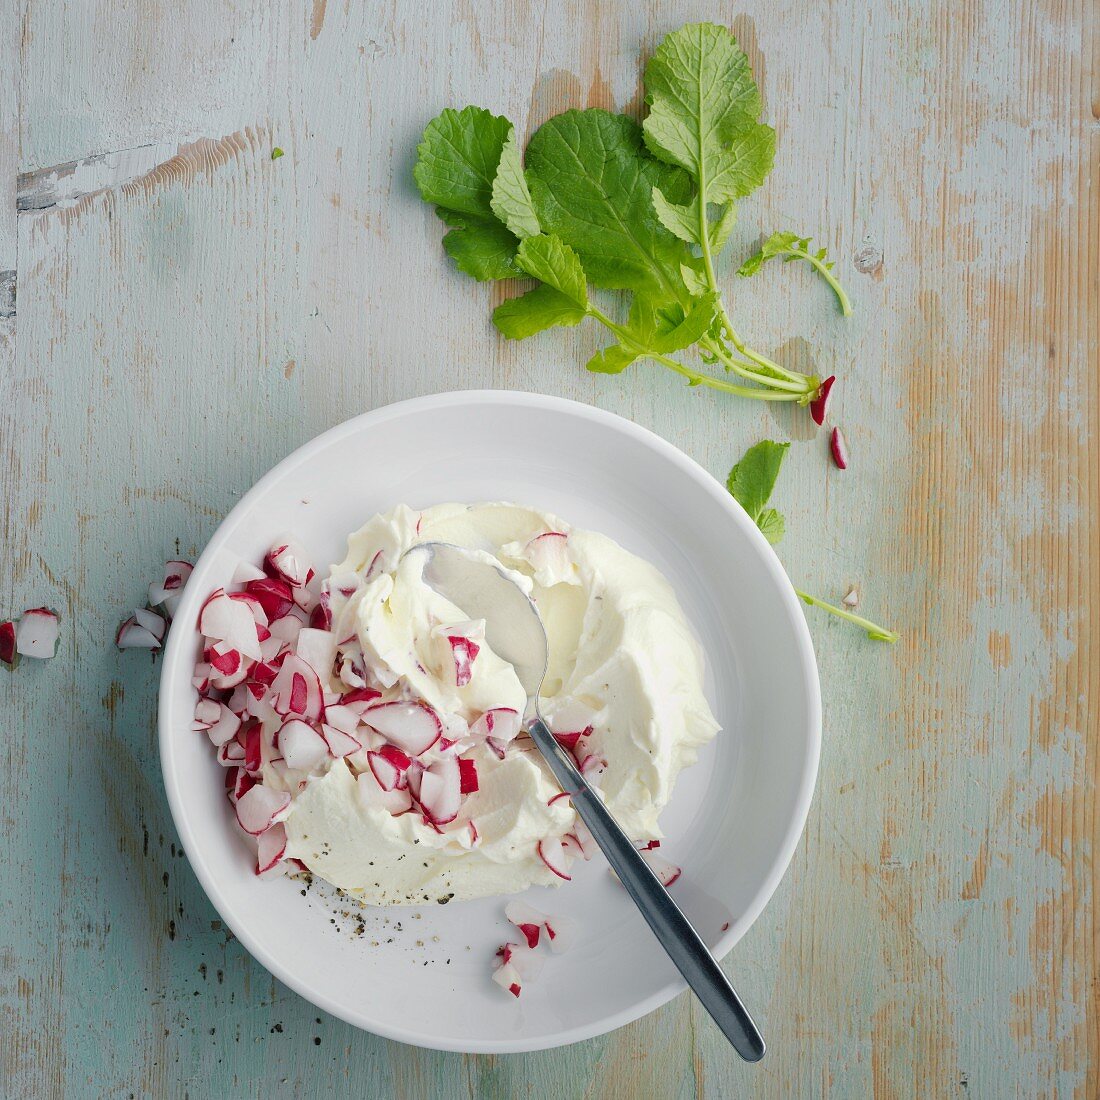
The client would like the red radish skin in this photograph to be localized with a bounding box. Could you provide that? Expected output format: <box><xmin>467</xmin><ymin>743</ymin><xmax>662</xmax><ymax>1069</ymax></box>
<box><xmin>0</xmin><ymin>620</ymin><xmax>16</xmax><ymax>666</ymax></box>
<box><xmin>485</xmin><ymin>736</ymin><xmax>507</xmax><ymax>761</ymax></box>
<box><xmin>243</xmin><ymin>578</ymin><xmax>296</xmax><ymax>620</ymax></box>
<box><xmin>810</xmin><ymin>374</ymin><xmax>835</xmax><ymax>425</ymax></box>
<box><xmin>830</xmin><ymin>426</ymin><xmax>849</xmax><ymax>469</ymax></box>
<box><xmin>457</xmin><ymin>757</ymin><xmax>479</xmax><ymax>794</ymax></box>
<box><xmin>552</xmin><ymin>728</ymin><xmax>591</xmax><ymax>752</ymax></box>
<box><xmin>242</xmin><ymin>722</ymin><xmax>263</xmax><ymax>773</ymax></box>
<box><xmin>547</xmin><ymin>791</ymin><xmax>573</xmax><ymax>807</ymax></box>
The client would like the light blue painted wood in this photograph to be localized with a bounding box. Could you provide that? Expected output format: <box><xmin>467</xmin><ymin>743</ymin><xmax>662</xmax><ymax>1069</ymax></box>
<box><xmin>2</xmin><ymin>0</ymin><xmax>1095</xmax><ymax>1095</ymax></box>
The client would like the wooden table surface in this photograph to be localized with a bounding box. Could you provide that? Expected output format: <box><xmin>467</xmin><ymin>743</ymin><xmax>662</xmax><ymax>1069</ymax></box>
<box><xmin>2</xmin><ymin>1</ymin><xmax>1096</xmax><ymax>1096</ymax></box>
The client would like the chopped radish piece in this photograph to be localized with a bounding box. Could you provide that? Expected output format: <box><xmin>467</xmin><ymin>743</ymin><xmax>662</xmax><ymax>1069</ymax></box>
<box><xmin>547</xmin><ymin>791</ymin><xmax>573</xmax><ymax>808</ymax></box>
<box><xmin>357</xmin><ymin>771</ymin><xmax>413</xmax><ymax>815</ymax></box>
<box><xmin>505</xmin><ymin>900</ymin><xmax>546</xmax><ymax>948</ymax></box>
<box><xmin>256</xmin><ymin>822</ymin><xmax>287</xmax><ymax>874</ymax></box>
<box><xmin>458</xmin><ymin>757</ymin><xmax>479</xmax><ymax>794</ymax></box>
<box><xmin>192</xmin><ymin>697</ymin><xmax>220</xmax><ymax>730</ymax></box>
<box><xmin>199</xmin><ymin>591</ymin><xmax>261</xmax><ymax>660</ymax></box>
<box><xmin>227</xmin><ymin>766</ymin><xmax>255</xmax><ymax>802</ymax></box>
<box><xmin>295</xmin><ymin>628</ymin><xmax>336</xmax><ymax>682</ymax></box>
<box><xmin>470</xmin><ymin>707</ymin><xmax>521</xmax><ymax>743</ymax></box>
<box><xmin>538</xmin><ymin>837</ymin><xmax>572</xmax><ymax>880</ymax></box>
<box><xmin>363</xmin><ymin>700</ymin><xmax>442</xmax><ymax>756</ymax></box>
<box><xmin>491</xmin><ymin>962</ymin><xmax>522</xmax><ymax>998</ymax></box>
<box><xmin>418</xmin><ymin>755</ymin><xmax>461</xmax><ymax>824</ymax></box>
<box><xmin>15</xmin><ymin>608</ymin><xmax>60</xmax><ymax>659</ymax></box>
<box><xmin>231</xmin><ymin>561</ymin><xmax>267</xmax><ymax>585</ymax></box>
<box><xmin>206</xmin><ymin>643</ymin><xmax>243</xmax><ymax>676</ymax></box>
<box><xmin>267</xmin><ymin>614</ymin><xmax>305</xmax><ymax>645</ymax></box>
<box><xmin>405</xmin><ymin>759</ymin><xmax>425</xmax><ymax>800</ymax></box>
<box><xmin>340</xmin><ymin>686</ymin><xmax>382</xmax><ymax>710</ymax></box>
<box><xmin>485</xmin><ymin>736</ymin><xmax>507</xmax><ymax>760</ymax></box>
<box><xmin>217</xmin><ymin>738</ymin><xmax>246</xmax><ymax>765</ymax></box>
<box><xmin>497</xmin><ymin>941</ymin><xmax>545</xmax><ymax>980</ymax></box>
<box><xmin>376</xmin><ymin>743</ymin><xmax>412</xmax><ymax>772</ymax></box>
<box><xmin>206</xmin><ymin>705</ymin><xmax>242</xmax><ymax>747</ymax></box>
<box><xmin>843</xmin><ymin>587</ymin><xmax>859</xmax><ymax>608</ymax></box>
<box><xmin>544</xmin><ymin>913</ymin><xmax>578</xmax><ymax>954</ymax></box>
<box><xmin>276</xmin><ymin>719</ymin><xmax>329</xmax><ymax>771</ymax></box>
<box><xmin>309</xmin><ymin>602</ymin><xmax>332</xmax><ymax>630</ymax></box>
<box><xmin>640</xmin><ymin>849</ymin><xmax>681</xmax><ymax>887</ymax></box>
<box><xmin>242</xmin><ymin>721</ymin><xmax>263</xmax><ymax>773</ymax></box>
<box><xmin>810</xmin><ymin>374</ymin><xmax>835</xmax><ymax>426</ymax></box>
<box><xmin>578</xmin><ymin>754</ymin><xmax>607</xmax><ymax>780</ymax></box>
<box><xmin>243</xmin><ymin>577</ymin><xmax>296</xmax><ymax>620</ymax></box>
<box><xmin>235</xmin><ymin>784</ymin><xmax>291</xmax><ymax>835</ymax></box>
<box><xmin>149</xmin><ymin>560</ymin><xmax>193</xmax><ymax>617</ymax></box>
<box><xmin>553</xmin><ymin>728</ymin><xmax>591</xmax><ymax>753</ymax></box>
<box><xmin>320</xmin><ymin>722</ymin><xmax>361</xmax><ymax>758</ymax></box>
<box><xmin>265</xmin><ymin>540</ymin><xmax>315</xmax><ymax>588</ymax></box>
<box><xmin>573</xmin><ymin>820</ymin><xmax>598</xmax><ymax>860</ymax></box>
<box><xmin>830</xmin><ymin>426</ymin><xmax>849</xmax><ymax>469</ymax></box>
<box><xmin>133</xmin><ymin>607</ymin><xmax>167</xmax><ymax>641</ymax></box>
<box><xmin>227</xmin><ymin>592</ymin><xmax>270</xmax><ymax>628</ymax></box>
<box><xmin>116</xmin><ymin>614</ymin><xmax>161</xmax><ymax>650</ymax></box>
<box><xmin>271</xmin><ymin>655</ymin><xmax>324</xmax><ymax>720</ymax></box>
<box><xmin>323</xmin><ymin>704</ymin><xmax>359</xmax><ymax>735</ymax></box>
<box><xmin>525</xmin><ymin>531</ymin><xmax>571</xmax><ymax>579</ymax></box>
<box><xmin>560</xmin><ymin>834</ymin><xmax>584</xmax><ymax>861</ymax></box>
<box><xmin>0</xmin><ymin>620</ymin><xmax>15</xmax><ymax>666</ymax></box>
<box><xmin>437</xmin><ymin>626</ymin><xmax>481</xmax><ymax>688</ymax></box>
<box><xmin>367</xmin><ymin>751</ymin><xmax>401</xmax><ymax>791</ymax></box>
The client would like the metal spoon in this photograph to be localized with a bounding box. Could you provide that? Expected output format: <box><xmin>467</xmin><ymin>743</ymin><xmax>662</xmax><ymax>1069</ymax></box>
<box><xmin>409</xmin><ymin>541</ymin><xmax>766</xmax><ymax>1062</ymax></box>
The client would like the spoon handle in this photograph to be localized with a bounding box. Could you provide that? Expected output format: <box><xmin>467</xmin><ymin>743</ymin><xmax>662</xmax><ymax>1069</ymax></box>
<box><xmin>528</xmin><ymin>716</ymin><xmax>766</xmax><ymax>1063</ymax></box>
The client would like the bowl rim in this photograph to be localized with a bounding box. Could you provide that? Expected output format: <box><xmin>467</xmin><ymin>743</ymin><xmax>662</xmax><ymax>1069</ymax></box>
<box><xmin>158</xmin><ymin>388</ymin><xmax>821</xmax><ymax>1053</ymax></box>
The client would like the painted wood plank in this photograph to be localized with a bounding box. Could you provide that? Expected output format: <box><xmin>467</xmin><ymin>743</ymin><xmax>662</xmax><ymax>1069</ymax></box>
<box><xmin>2</xmin><ymin>0</ymin><xmax>1096</xmax><ymax>1096</ymax></box>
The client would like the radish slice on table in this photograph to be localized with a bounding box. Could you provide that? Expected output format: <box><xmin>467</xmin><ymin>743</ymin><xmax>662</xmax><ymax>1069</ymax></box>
<box><xmin>116</xmin><ymin>614</ymin><xmax>161</xmax><ymax>650</ymax></box>
<box><xmin>0</xmin><ymin>620</ymin><xmax>16</xmax><ymax>666</ymax></box>
<box><xmin>830</xmin><ymin>426</ymin><xmax>850</xmax><ymax>470</ymax></box>
<box><xmin>235</xmin><ymin>784</ymin><xmax>291</xmax><ymax>835</ymax></box>
<box><xmin>362</xmin><ymin>701</ymin><xmax>442</xmax><ymax>756</ymax></box>
<box><xmin>149</xmin><ymin>560</ymin><xmax>193</xmax><ymax>617</ymax></box>
<box><xmin>16</xmin><ymin>608</ymin><xmax>60</xmax><ymax>659</ymax></box>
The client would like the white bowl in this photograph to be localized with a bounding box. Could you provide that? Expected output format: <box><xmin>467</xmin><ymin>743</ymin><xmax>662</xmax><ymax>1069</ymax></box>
<box><xmin>159</xmin><ymin>390</ymin><xmax>820</xmax><ymax>1053</ymax></box>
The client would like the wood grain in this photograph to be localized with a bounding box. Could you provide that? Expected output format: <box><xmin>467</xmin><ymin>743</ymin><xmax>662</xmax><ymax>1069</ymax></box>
<box><xmin>1</xmin><ymin>0</ymin><xmax>1096</xmax><ymax>1095</ymax></box>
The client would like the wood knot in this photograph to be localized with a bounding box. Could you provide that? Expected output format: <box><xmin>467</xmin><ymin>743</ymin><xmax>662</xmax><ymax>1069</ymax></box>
<box><xmin>854</xmin><ymin>245</ymin><xmax>883</xmax><ymax>276</ymax></box>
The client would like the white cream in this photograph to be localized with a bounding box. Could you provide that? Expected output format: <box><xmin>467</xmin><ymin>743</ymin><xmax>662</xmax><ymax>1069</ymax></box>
<box><xmin>280</xmin><ymin>502</ymin><xmax>719</xmax><ymax>904</ymax></box>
